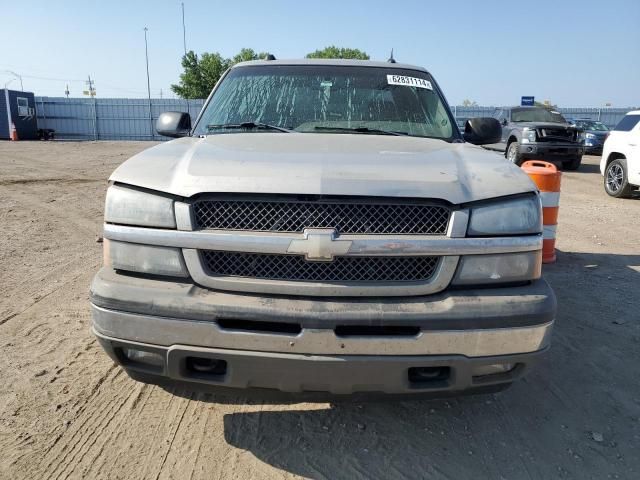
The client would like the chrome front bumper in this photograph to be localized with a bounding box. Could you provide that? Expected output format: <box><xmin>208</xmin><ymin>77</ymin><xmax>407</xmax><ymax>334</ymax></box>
<box><xmin>91</xmin><ymin>268</ymin><xmax>555</xmax><ymax>394</ymax></box>
<box><xmin>91</xmin><ymin>303</ymin><xmax>553</xmax><ymax>357</ymax></box>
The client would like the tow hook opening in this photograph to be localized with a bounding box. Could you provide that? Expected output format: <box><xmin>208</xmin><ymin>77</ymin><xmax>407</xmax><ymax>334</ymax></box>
<box><xmin>408</xmin><ymin>366</ymin><xmax>451</xmax><ymax>388</ymax></box>
<box><xmin>185</xmin><ymin>357</ymin><xmax>228</xmax><ymax>377</ymax></box>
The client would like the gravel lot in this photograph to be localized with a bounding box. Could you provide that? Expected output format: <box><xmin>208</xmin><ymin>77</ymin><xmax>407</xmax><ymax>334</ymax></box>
<box><xmin>1</xmin><ymin>141</ymin><xmax>639</xmax><ymax>480</ymax></box>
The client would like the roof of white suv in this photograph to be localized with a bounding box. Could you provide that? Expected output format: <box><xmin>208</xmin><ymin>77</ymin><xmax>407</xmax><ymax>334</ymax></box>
<box><xmin>232</xmin><ymin>58</ymin><xmax>429</xmax><ymax>73</ymax></box>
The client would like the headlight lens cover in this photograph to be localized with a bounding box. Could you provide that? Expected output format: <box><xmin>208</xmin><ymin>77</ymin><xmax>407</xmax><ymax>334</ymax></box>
<box><xmin>467</xmin><ymin>195</ymin><xmax>542</xmax><ymax>236</ymax></box>
<box><xmin>104</xmin><ymin>239</ymin><xmax>188</xmax><ymax>277</ymax></box>
<box><xmin>105</xmin><ymin>185</ymin><xmax>176</xmax><ymax>228</ymax></box>
<box><xmin>521</xmin><ymin>127</ymin><xmax>536</xmax><ymax>143</ymax></box>
<box><xmin>585</xmin><ymin>132</ymin><xmax>596</xmax><ymax>139</ymax></box>
<box><xmin>452</xmin><ymin>251</ymin><xmax>542</xmax><ymax>286</ymax></box>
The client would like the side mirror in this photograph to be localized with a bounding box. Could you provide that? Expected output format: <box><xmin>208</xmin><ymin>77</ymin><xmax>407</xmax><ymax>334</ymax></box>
<box><xmin>156</xmin><ymin>111</ymin><xmax>192</xmax><ymax>138</ymax></box>
<box><xmin>502</xmin><ymin>119</ymin><xmax>508</xmax><ymax>126</ymax></box>
<box><xmin>463</xmin><ymin>117</ymin><xmax>502</xmax><ymax>145</ymax></box>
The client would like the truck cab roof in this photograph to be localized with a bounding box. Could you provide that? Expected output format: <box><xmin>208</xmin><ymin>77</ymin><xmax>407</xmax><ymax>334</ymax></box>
<box><xmin>232</xmin><ymin>58</ymin><xmax>430</xmax><ymax>74</ymax></box>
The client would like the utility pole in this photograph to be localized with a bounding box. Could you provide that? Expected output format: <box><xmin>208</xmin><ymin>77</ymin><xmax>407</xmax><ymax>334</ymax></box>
<box><xmin>159</xmin><ymin>88</ymin><xmax>163</xmax><ymax>99</ymax></box>
<box><xmin>181</xmin><ymin>3</ymin><xmax>189</xmax><ymax>117</ymax></box>
<box><xmin>86</xmin><ymin>75</ymin><xmax>97</xmax><ymax>140</ymax></box>
<box><xmin>3</xmin><ymin>81</ymin><xmax>11</xmax><ymax>139</ymax></box>
<box><xmin>85</xmin><ymin>75</ymin><xmax>96</xmax><ymax>97</ymax></box>
<box><xmin>144</xmin><ymin>27</ymin><xmax>154</xmax><ymax>139</ymax></box>
<box><xmin>65</xmin><ymin>84</ymin><xmax>70</xmax><ymax>98</ymax></box>
<box><xmin>182</xmin><ymin>2</ymin><xmax>187</xmax><ymax>56</ymax></box>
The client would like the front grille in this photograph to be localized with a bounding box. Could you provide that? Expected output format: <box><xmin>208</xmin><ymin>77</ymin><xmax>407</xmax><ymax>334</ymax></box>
<box><xmin>537</xmin><ymin>127</ymin><xmax>576</xmax><ymax>142</ymax></box>
<box><xmin>193</xmin><ymin>197</ymin><xmax>450</xmax><ymax>235</ymax></box>
<box><xmin>200</xmin><ymin>251</ymin><xmax>440</xmax><ymax>283</ymax></box>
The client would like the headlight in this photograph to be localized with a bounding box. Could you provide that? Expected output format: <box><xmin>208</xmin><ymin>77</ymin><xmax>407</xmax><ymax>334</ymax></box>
<box><xmin>521</xmin><ymin>127</ymin><xmax>536</xmax><ymax>143</ymax></box>
<box><xmin>467</xmin><ymin>196</ymin><xmax>542</xmax><ymax>236</ymax></box>
<box><xmin>585</xmin><ymin>133</ymin><xmax>596</xmax><ymax>139</ymax></box>
<box><xmin>452</xmin><ymin>251</ymin><xmax>542</xmax><ymax>286</ymax></box>
<box><xmin>104</xmin><ymin>239</ymin><xmax>188</xmax><ymax>277</ymax></box>
<box><xmin>105</xmin><ymin>185</ymin><xmax>176</xmax><ymax>228</ymax></box>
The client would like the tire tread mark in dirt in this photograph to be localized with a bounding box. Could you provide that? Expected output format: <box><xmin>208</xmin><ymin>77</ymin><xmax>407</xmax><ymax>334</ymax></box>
<box><xmin>154</xmin><ymin>392</ymin><xmax>193</xmax><ymax>480</ymax></box>
<box><xmin>80</xmin><ymin>382</ymin><xmax>152</xmax><ymax>479</ymax></box>
<box><xmin>0</xmin><ymin>252</ymin><xmax>97</xmax><ymax>306</ymax></box>
<box><xmin>137</xmin><ymin>390</ymin><xmax>180</xmax><ymax>480</ymax></box>
<box><xmin>91</xmin><ymin>382</ymin><xmax>155</xmax><ymax>478</ymax></box>
<box><xmin>45</xmin><ymin>368</ymin><xmax>126</xmax><ymax>480</ymax></box>
<box><xmin>9</xmin><ymin>186</ymin><xmax>101</xmax><ymax>236</ymax></box>
<box><xmin>492</xmin><ymin>393</ymin><xmax>539</xmax><ymax>480</ymax></box>
<box><xmin>48</xmin><ymin>370</ymin><xmax>131</xmax><ymax>480</ymax></box>
<box><xmin>0</xmin><ymin>266</ymin><xmax>97</xmax><ymax>327</ymax></box>
<box><xmin>35</xmin><ymin>364</ymin><xmax>121</xmax><ymax>478</ymax></box>
<box><xmin>187</xmin><ymin>400</ymin><xmax>216</xmax><ymax>480</ymax></box>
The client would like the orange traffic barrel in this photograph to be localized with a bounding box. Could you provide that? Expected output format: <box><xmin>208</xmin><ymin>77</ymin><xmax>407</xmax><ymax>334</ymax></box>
<box><xmin>521</xmin><ymin>161</ymin><xmax>561</xmax><ymax>263</ymax></box>
<box><xmin>10</xmin><ymin>122</ymin><xmax>18</xmax><ymax>141</ymax></box>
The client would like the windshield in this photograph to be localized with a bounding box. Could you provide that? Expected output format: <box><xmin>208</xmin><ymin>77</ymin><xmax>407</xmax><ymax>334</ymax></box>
<box><xmin>575</xmin><ymin>120</ymin><xmax>609</xmax><ymax>131</ymax></box>
<box><xmin>194</xmin><ymin>65</ymin><xmax>456</xmax><ymax>140</ymax></box>
<box><xmin>511</xmin><ymin>107</ymin><xmax>567</xmax><ymax>123</ymax></box>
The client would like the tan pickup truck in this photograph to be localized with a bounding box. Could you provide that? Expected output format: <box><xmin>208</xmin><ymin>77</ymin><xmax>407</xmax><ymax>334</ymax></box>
<box><xmin>91</xmin><ymin>59</ymin><xmax>555</xmax><ymax>397</ymax></box>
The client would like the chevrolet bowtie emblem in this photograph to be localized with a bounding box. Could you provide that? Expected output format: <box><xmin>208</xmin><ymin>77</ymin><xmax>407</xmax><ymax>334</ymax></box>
<box><xmin>287</xmin><ymin>228</ymin><xmax>352</xmax><ymax>261</ymax></box>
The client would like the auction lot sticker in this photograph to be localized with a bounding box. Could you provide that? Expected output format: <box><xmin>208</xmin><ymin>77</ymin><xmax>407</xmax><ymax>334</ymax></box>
<box><xmin>387</xmin><ymin>75</ymin><xmax>433</xmax><ymax>90</ymax></box>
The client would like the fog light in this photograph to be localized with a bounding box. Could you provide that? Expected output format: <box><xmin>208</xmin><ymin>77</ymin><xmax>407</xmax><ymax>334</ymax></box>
<box><xmin>122</xmin><ymin>348</ymin><xmax>164</xmax><ymax>368</ymax></box>
<box><xmin>471</xmin><ymin>363</ymin><xmax>515</xmax><ymax>377</ymax></box>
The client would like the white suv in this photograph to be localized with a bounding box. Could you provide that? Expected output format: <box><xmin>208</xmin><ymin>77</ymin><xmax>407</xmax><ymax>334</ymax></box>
<box><xmin>601</xmin><ymin>111</ymin><xmax>640</xmax><ymax>197</ymax></box>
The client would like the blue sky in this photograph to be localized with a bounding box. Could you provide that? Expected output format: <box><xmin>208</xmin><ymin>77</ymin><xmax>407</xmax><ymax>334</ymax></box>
<box><xmin>1</xmin><ymin>0</ymin><xmax>638</xmax><ymax>106</ymax></box>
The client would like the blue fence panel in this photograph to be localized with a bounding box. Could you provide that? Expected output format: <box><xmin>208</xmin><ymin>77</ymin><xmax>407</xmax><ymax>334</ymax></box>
<box><xmin>35</xmin><ymin>97</ymin><xmax>634</xmax><ymax>141</ymax></box>
<box><xmin>35</xmin><ymin>97</ymin><xmax>205</xmax><ymax>140</ymax></box>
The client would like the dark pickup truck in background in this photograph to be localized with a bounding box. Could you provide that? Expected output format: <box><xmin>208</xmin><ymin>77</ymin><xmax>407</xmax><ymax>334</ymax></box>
<box><xmin>568</xmin><ymin>118</ymin><xmax>609</xmax><ymax>155</ymax></box>
<box><xmin>486</xmin><ymin>106</ymin><xmax>585</xmax><ymax>170</ymax></box>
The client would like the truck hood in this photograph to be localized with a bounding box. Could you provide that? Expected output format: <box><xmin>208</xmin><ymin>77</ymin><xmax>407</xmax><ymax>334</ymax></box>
<box><xmin>109</xmin><ymin>133</ymin><xmax>537</xmax><ymax>205</ymax></box>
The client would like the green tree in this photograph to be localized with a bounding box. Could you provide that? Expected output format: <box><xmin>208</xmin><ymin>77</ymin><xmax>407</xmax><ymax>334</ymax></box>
<box><xmin>171</xmin><ymin>51</ymin><xmax>229</xmax><ymax>99</ymax></box>
<box><xmin>171</xmin><ymin>48</ymin><xmax>272</xmax><ymax>99</ymax></box>
<box><xmin>462</xmin><ymin>99</ymin><xmax>478</xmax><ymax>107</ymax></box>
<box><xmin>534</xmin><ymin>100</ymin><xmax>558</xmax><ymax>109</ymax></box>
<box><xmin>305</xmin><ymin>46</ymin><xmax>370</xmax><ymax>60</ymax></box>
<box><xmin>231</xmin><ymin>48</ymin><xmax>271</xmax><ymax>64</ymax></box>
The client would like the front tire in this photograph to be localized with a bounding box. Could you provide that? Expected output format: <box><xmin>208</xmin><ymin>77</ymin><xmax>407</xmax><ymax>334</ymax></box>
<box><xmin>506</xmin><ymin>141</ymin><xmax>523</xmax><ymax>166</ymax></box>
<box><xmin>563</xmin><ymin>156</ymin><xmax>582</xmax><ymax>171</ymax></box>
<box><xmin>604</xmin><ymin>159</ymin><xmax>633</xmax><ymax>198</ymax></box>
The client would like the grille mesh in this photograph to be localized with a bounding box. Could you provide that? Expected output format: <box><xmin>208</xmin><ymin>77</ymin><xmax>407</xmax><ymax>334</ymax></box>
<box><xmin>193</xmin><ymin>198</ymin><xmax>450</xmax><ymax>235</ymax></box>
<box><xmin>201</xmin><ymin>251</ymin><xmax>440</xmax><ymax>283</ymax></box>
<box><xmin>538</xmin><ymin>127</ymin><xmax>577</xmax><ymax>142</ymax></box>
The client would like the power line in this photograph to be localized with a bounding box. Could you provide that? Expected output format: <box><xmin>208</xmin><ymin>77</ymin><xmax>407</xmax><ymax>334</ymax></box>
<box><xmin>1</xmin><ymin>69</ymin><xmax>152</xmax><ymax>95</ymax></box>
<box><xmin>3</xmin><ymin>72</ymin><xmax>86</xmax><ymax>82</ymax></box>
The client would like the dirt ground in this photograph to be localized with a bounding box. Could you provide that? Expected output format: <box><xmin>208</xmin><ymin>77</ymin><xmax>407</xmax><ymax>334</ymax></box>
<box><xmin>0</xmin><ymin>141</ymin><xmax>638</xmax><ymax>480</ymax></box>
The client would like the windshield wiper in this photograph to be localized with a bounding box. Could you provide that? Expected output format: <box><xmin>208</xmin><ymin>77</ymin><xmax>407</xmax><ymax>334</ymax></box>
<box><xmin>313</xmin><ymin>126</ymin><xmax>409</xmax><ymax>136</ymax></box>
<box><xmin>206</xmin><ymin>122</ymin><xmax>292</xmax><ymax>133</ymax></box>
